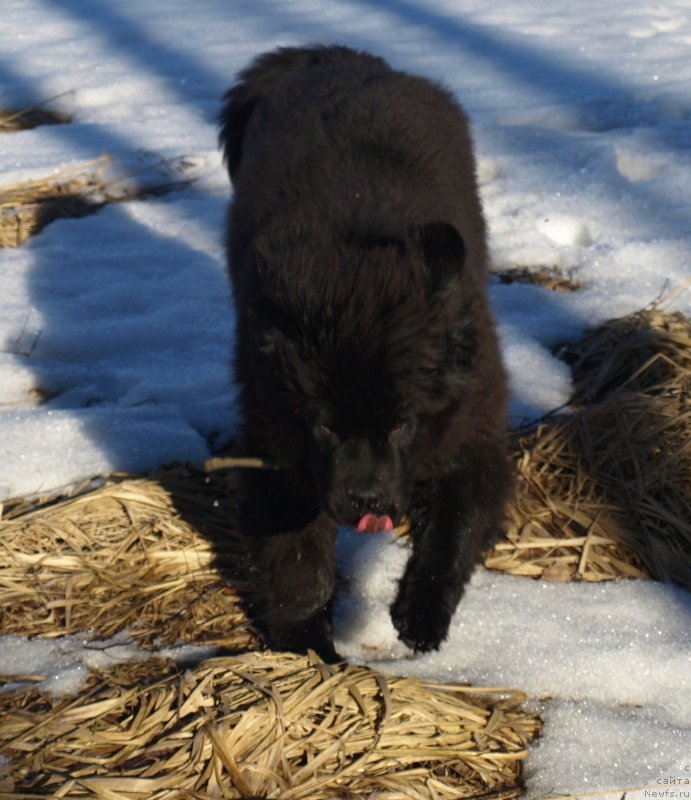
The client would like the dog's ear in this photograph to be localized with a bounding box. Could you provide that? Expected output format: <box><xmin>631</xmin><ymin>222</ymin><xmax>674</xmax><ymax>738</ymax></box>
<box><xmin>410</xmin><ymin>221</ymin><xmax>465</xmax><ymax>287</ymax></box>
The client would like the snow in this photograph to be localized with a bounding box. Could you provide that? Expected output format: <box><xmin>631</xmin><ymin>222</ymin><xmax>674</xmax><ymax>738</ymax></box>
<box><xmin>0</xmin><ymin>631</ymin><xmax>221</xmax><ymax>696</ymax></box>
<box><xmin>334</xmin><ymin>532</ymin><xmax>691</xmax><ymax>793</ymax></box>
<box><xmin>1</xmin><ymin>0</ymin><xmax>690</xmax><ymax>796</ymax></box>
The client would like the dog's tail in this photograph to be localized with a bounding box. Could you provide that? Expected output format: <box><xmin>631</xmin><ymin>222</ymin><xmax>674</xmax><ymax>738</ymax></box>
<box><xmin>218</xmin><ymin>45</ymin><xmax>387</xmax><ymax>180</ymax></box>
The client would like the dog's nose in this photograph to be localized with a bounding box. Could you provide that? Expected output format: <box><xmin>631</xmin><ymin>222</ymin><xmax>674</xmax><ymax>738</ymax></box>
<box><xmin>347</xmin><ymin>486</ymin><xmax>385</xmax><ymax>512</ymax></box>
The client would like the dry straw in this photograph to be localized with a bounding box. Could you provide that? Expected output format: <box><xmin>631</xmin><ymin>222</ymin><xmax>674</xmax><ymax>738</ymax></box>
<box><xmin>0</xmin><ymin>93</ymin><xmax>73</xmax><ymax>132</ymax></box>
<box><xmin>487</xmin><ymin>308</ymin><xmax>691</xmax><ymax>587</ymax></box>
<box><xmin>0</xmin><ymin>107</ymin><xmax>71</xmax><ymax>132</ymax></box>
<box><xmin>0</xmin><ymin>469</ymin><xmax>257</xmax><ymax>649</ymax></box>
<box><xmin>0</xmin><ymin>157</ymin><xmax>112</xmax><ymax>247</ymax></box>
<box><xmin>0</xmin><ymin>156</ymin><xmax>190</xmax><ymax>248</ymax></box>
<box><xmin>496</xmin><ymin>266</ymin><xmax>580</xmax><ymax>293</ymax></box>
<box><xmin>0</xmin><ymin>651</ymin><xmax>538</xmax><ymax>800</ymax></box>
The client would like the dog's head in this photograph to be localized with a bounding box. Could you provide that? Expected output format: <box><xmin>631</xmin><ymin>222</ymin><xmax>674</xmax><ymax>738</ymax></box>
<box><xmin>246</xmin><ymin>221</ymin><xmax>480</xmax><ymax>530</ymax></box>
<box><xmin>306</xmin><ymin>405</ymin><xmax>417</xmax><ymax>531</ymax></box>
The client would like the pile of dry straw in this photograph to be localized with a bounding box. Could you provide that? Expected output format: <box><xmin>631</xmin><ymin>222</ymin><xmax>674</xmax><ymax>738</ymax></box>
<box><xmin>0</xmin><ymin>470</ymin><xmax>538</xmax><ymax>798</ymax></box>
<box><xmin>0</xmin><ymin>156</ymin><xmax>190</xmax><ymax>248</ymax></box>
<box><xmin>0</xmin><ymin>652</ymin><xmax>536</xmax><ymax>799</ymax></box>
<box><xmin>0</xmin><ymin>297</ymin><xmax>688</xmax><ymax>796</ymax></box>
<box><xmin>0</xmin><ymin>102</ymin><xmax>142</xmax><ymax>248</ymax></box>
<box><xmin>0</xmin><ymin>157</ymin><xmax>117</xmax><ymax>248</ymax></box>
<box><xmin>0</xmin><ymin>471</ymin><xmax>255</xmax><ymax>649</ymax></box>
<box><xmin>487</xmin><ymin>307</ymin><xmax>690</xmax><ymax>587</ymax></box>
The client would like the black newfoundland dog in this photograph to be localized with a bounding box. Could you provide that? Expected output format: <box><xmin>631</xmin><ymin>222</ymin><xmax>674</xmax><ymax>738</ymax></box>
<box><xmin>219</xmin><ymin>45</ymin><xmax>512</xmax><ymax>661</ymax></box>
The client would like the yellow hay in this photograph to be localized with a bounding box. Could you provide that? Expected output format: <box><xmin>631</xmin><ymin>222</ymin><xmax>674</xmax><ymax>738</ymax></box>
<box><xmin>0</xmin><ymin>652</ymin><xmax>539</xmax><ymax>800</ymax></box>
<box><xmin>0</xmin><ymin>469</ymin><xmax>257</xmax><ymax>649</ymax></box>
<box><xmin>487</xmin><ymin>309</ymin><xmax>690</xmax><ymax>587</ymax></box>
<box><xmin>0</xmin><ymin>157</ymin><xmax>190</xmax><ymax>247</ymax></box>
<box><xmin>0</xmin><ymin>158</ymin><xmax>112</xmax><ymax>247</ymax></box>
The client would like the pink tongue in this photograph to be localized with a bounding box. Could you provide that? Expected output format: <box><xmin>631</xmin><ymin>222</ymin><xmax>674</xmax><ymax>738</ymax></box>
<box><xmin>355</xmin><ymin>513</ymin><xmax>394</xmax><ymax>533</ymax></box>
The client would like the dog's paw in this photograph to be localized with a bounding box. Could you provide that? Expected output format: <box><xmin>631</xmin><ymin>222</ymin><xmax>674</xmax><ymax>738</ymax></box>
<box><xmin>390</xmin><ymin>587</ymin><xmax>452</xmax><ymax>653</ymax></box>
<box><xmin>264</xmin><ymin>611</ymin><xmax>342</xmax><ymax>663</ymax></box>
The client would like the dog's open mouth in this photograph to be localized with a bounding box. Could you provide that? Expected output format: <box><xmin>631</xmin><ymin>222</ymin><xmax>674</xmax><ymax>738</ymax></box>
<box><xmin>355</xmin><ymin>513</ymin><xmax>394</xmax><ymax>533</ymax></box>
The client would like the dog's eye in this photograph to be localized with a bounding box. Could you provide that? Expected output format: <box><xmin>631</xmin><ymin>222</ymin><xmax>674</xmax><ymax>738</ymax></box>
<box><xmin>316</xmin><ymin>424</ymin><xmax>340</xmax><ymax>445</ymax></box>
<box><xmin>388</xmin><ymin>421</ymin><xmax>407</xmax><ymax>440</ymax></box>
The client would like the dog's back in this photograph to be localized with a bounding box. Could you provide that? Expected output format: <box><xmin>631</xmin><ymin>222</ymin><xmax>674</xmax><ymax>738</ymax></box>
<box><xmin>219</xmin><ymin>45</ymin><xmax>388</xmax><ymax>180</ymax></box>
<box><xmin>219</xmin><ymin>45</ymin><xmax>488</xmax><ymax>289</ymax></box>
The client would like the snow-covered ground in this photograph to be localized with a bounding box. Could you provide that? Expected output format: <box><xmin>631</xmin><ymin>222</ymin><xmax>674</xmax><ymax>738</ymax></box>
<box><xmin>1</xmin><ymin>1</ymin><xmax>689</xmax><ymax>796</ymax></box>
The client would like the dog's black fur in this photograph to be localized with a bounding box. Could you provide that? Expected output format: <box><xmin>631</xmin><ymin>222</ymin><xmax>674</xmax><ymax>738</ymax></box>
<box><xmin>219</xmin><ymin>45</ymin><xmax>512</xmax><ymax>661</ymax></box>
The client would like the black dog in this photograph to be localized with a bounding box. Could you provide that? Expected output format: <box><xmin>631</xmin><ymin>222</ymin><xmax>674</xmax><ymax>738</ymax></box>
<box><xmin>219</xmin><ymin>45</ymin><xmax>512</xmax><ymax>661</ymax></box>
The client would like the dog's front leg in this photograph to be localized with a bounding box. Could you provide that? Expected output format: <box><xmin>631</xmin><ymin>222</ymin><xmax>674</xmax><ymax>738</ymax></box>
<box><xmin>250</xmin><ymin>517</ymin><xmax>339</xmax><ymax>660</ymax></box>
<box><xmin>241</xmin><ymin>470</ymin><xmax>340</xmax><ymax>661</ymax></box>
<box><xmin>391</xmin><ymin>440</ymin><xmax>512</xmax><ymax>652</ymax></box>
